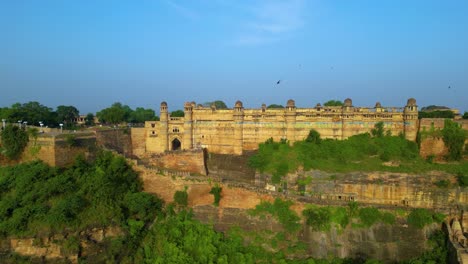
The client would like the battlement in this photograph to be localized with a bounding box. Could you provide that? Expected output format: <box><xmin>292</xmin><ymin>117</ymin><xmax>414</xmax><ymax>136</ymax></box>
<box><xmin>145</xmin><ymin>98</ymin><xmax>418</xmax><ymax>155</ymax></box>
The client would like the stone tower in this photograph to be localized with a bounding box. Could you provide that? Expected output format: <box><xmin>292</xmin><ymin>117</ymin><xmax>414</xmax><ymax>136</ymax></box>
<box><xmin>159</xmin><ymin>101</ymin><xmax>169</xmax><ymax>151</ymax></box>
<box><xmin>183</xmin><ymin>102</ymin><xmax>194</xmax><ymax>150</ymax></box>
<box><xmin>403</xmin><ymin>98</ymin><xmax>418</xmax><ymax>141</ymax></box>
<box><xmin>341</xmin><ymin>98</ymin><xmax>354</xmax><ymax>139</ymax></box>
<box><xmin>233</xmin><ymin>100</ymin><xmax>244</xmax><ymax>155</ymax></box>
<box><xmin>285</xmin><ymin>99</ymin><xmax>297</xmax><ymax>143</ymax></box>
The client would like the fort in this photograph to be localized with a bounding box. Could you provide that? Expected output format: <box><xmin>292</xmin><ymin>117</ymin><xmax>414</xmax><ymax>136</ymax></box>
<box><xmin>145</xmin><ymin>98</ymin><xmax>419</xmax><ymax>155</ymax></box>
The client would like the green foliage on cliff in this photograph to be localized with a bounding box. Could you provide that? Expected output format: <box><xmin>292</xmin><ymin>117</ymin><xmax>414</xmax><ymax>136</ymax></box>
<box><xmin>441</xmin><ymin>119</ymin><xmax>467</xmax><ymax>160</ymax></box>
<box><xmin>174</xmin><ymin>187</ymin><xmax>188</xmax><ymax>207</ymax></box>
<box><xmin>209</xmin><ymin>185</ymin><xmax>222</xmax><ymax>206</ymax></box>
<box><xmin>407</xmin><ymin>208</ymin><xmax>444</xmax><ymax>229</ymax></box>
<box><xmin>0</xmin><ymin>124</ymin><xmax>29</xmax><ymax>160</ymax></box>
<box><xmin>249</xmin><ymin>198</ymin><xmax>301</xmax><ymax>233</ymax></box>
<box><xmin>0</xmin><ymin>151</ymin><xmax>163</xmax><ymax>237</ymax></box>
<box><xmin>249</xmin><ymin>129</ymin><xmax>420</xmax><ymax>178</ymax></box>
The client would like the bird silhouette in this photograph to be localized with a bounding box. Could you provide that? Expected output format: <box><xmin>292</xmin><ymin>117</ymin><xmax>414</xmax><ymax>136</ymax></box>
<box><xmin>276</xmin><ymin>80</ymin><xmax>281</xmax><ymax>84</ymax></box>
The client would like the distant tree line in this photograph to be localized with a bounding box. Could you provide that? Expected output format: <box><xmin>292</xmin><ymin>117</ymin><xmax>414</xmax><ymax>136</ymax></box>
<box><xmin>96</xmin><ymin>102</ymin><xmax>158</xmax><ymax>124</ymax></box>
<box><xmin>0</xmin><ymin>102</ymin><xmax>80</xmax><ymax>128</ymax></box>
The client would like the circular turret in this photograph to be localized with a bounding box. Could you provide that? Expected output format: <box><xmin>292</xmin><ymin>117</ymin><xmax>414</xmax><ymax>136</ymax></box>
<box><xmin>344</xmin><ymin>98</ymin><xmax>352</xmax><ymax>107</ymax></box>
<box><xmin>235</xmin><ymin>100</ymin><xmax>243</xmax><ymax>108</ymax></box>
<box><xmin>316</xmin><ymin>103</ymin><xmax>322</xmax><ymax>108</ymax></box>
<box><xmin>191</xmin><ymin>101</ymin><xmax>196</xmax><ymax>107</ymax></box>
<box><xmin>407</xmin><ymin>98</ymin><xmax>416</xmax><ymax>106</ymax></box>
<box><xmin>184</xmin><ymin>102</ymin><xmax>192</xmax><ymax>107</ymax></box>
<box><xmin>375</xmin><ymin>102</ymin><xmax>382</xmax><ymax>108</ymax></box>
<box><xmin>286</xmin><ymin>99</ymin><xmax>295</xmax><ymax>108</ymax></box>
<box><xmin>262</xmin><ymin>103</ymin><xmax>266</xmax><ymax>108</ymax></box>
<box><xmin>160</xmin><ymin>101</ymin><xmax>167</xmax><ymax>107</ymax></box>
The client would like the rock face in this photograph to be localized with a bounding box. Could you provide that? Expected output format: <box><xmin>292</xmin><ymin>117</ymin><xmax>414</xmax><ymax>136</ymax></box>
<box><xmin>1</xmin><ymin>227</ymin><xmax>124</xmax><ymax>263</ymax></box>
<box><xmin>191</xmin><ymin>205</ymin><xmax>438</xmax><ymax>263</ymax></box>
<box><xmin>140</xmin><ymin>167</ymin><xmax>447</xmax><ymax>262</ymax></box>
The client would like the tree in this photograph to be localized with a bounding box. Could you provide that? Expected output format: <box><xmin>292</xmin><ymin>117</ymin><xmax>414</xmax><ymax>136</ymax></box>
<box><xmin>267</xmin><ymin>104</ymin><xmax>284</xmax><ymax>109</ymax></box>
<box><xmin>7</xmin><ymin>101</ymin><xmax>55</xmax><ymax>126</ymax></box>
<box><xmin>305</xmin><ymin>129</ymin><xmax>321</xmax><ymax>144</ymax></box>
<box><xmin>85</xmin><ymin>113</ymin><xmax>95</xmax><ymax>126</ymax></box>
<box><xmin>96</xmin><ymin>102</ymin><xmax>131</xmax><ymax>124</ymax></box>
<box><xmin>371</xmin><ymin>122</ymin><xmax>384</xmax><ymax>138</ymax></box>
<box><xmin>56</xmin><ymin>105</ymin><xmax>79</xmax><ymax>127</ymax></box>
<box><xmin>0</xmin><ymin>124</ymin><xmax>29</xmax><ymax>160</ymax></box>
<box><xmin>170</xmin><ymin>110</ymin><xmax>184</xmax><ymax>117</ymax></box>
<box><xmin>129</xmin><ymin>107</ymin><xmax>159</xmax><ymax>123</ymax></box>
<box><xmin>441</xmin><ymin>119</ymin><xmax>466</xmax><ymax>160</ymax></box>
<box><xmin>203</xmin><ymin>100</ymin><xmax>227</xmax><ymax>109</ymax></box>
<box><xmin>463</xmin><ymin>112</ymin><xmax>468</xmax><ymax>119</ymax></box>
<box><xmin>323</xmin><ymin>100</ymin><xmax>343</xmax><ymax>106</ymax></box>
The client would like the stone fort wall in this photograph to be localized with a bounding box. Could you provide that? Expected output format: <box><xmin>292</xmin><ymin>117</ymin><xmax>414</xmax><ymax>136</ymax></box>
<box><xmin>145</xmin><ymin>98</ymin><xmax>419</xmax><ymax>155</ymax></box>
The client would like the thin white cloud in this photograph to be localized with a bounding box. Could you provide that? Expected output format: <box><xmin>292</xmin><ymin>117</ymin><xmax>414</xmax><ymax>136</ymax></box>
<box><xmin>166</xmin><ymin>0</ymin><xmax>199</xmax><ymax>20</ymax></box>
<box><xmin>233</xmin><ymin>0</ymin><xmax>306</xmax><ymax>46</ymax></box>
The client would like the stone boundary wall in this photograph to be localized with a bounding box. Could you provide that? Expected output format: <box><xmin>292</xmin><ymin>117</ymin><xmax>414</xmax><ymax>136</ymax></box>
<box><xmin>143</xmin><ymin>149</ymin><xmax>207</xmax><ymax>175</ymax></box>
<box><xmin>95</xmin><ymin>128</ymin><xmax>133</xmax><ymax>157</ymax></box>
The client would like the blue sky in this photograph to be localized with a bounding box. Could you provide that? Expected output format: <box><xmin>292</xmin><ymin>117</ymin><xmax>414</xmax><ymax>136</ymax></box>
<box><xmin>1</xmin><ymin>0</ymin><xmax>467</xmax><ymax>114</ymax></box>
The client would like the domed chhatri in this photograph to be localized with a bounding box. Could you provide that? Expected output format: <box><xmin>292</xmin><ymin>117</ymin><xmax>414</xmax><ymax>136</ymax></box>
<box><xmin>407</xmin><ymin>98</ymin><xmax>417</xmax><ymax>106</ymax></box>
<box><xmin>344</xmin><ymin>98</ymin><xmax>353</xmax><ymax>107</ymax></box>
<box><xmin>235</xmin><ymin>100</ymin><xmax>243</xmax><ymax>108</ymax></box>
<box><xmin>375</xmin><ymin>102</ymin><xmax>382</xmax><ymax>108</ymax></box>
<box><xmin>286</xmin><ymin>99</ymin><xmax>295</xmax><ymax>107</ymax></box>
<box><xmin>160</xmin><ymin>101</ymin><xmax>168</xmax><ymax>107</ymax></box>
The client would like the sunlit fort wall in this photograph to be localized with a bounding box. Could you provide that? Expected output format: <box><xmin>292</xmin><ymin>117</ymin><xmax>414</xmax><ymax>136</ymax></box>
<box><xmin>145</xmin><ymin>98</ymin><xmax>419</xmax><ymax>155</ymax></box>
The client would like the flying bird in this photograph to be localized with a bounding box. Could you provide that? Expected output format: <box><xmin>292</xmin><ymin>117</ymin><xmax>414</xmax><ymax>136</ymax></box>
<box><xmin>448</xmin><ymin>86</ymin><xmax>451</xmax><ymax>89</ymax></box>
<box><xmin>276</xmin><ymin>80</ymin><xmax>281</xmax><ymax>85</ymax></box>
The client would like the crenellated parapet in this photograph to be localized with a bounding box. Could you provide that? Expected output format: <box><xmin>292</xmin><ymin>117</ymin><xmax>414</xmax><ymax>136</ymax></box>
<box><xmin>145</xmin><ymin>99</ymin><xmax>419</xmax><ymax>155</ymax></box>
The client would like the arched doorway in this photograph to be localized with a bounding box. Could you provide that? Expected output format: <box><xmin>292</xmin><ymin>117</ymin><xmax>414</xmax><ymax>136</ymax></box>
<box><xmin>171</xmin><ymin>138</ymin><xmax>181</xmax><ymax>151</ymax></box>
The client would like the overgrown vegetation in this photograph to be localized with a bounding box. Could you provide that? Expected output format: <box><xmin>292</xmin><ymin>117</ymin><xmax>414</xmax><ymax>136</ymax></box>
<box><xmin>407</xmin><ymin>208</ymin><xmax>445</xmax><ymax>229</ymax></box>
<box><xmin>441</xmin><ymin>119</ymin><xmax>467</xmax><ymax>160</ymax></box>
<box><xmin>173</xmin><ymin>187</ymin><xmax>189</xmax><ymax>207</ymax></box>
<box><xmin>249</xmin><ymin>124</ymin><xmax>468</xmax><ymax>184</ymax></box>
<box><xmin>0</xmin><ymin>151</ymin><xmax>163</xmax><ymax>238</ymax></box>
<box><xmin>209</xmin><ymin>185</ymin><xmax>222</xmax><ymax>206</ymax></box>
<box><xmin>303</xmin><ymin>204</ymin><xmax>395</xmax><ymax>231</ymax></box>
<box><xmin>249</xmin><ymin>198</ymin><xmax>301</xmax><ymax>233</ymax></box>
<box><xmin>0</xmin><ymin>124</ymin><xmax>29</xmax><ymax>160</ymax></box>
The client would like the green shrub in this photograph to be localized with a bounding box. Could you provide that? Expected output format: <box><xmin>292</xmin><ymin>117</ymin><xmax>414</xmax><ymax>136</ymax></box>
<box><xmin>442</xmin><ymin>119</ymin><xmax>467</xmax><ymax>160</ymax></box>
<box><xmin>209</xmin><ymin>185</ymin><xmax>222</xmax><ymax>206</ymax></box>
<box><xmin>458</xmin><ymin>174</ymin><xmax>468</xmax><ymax>187</ymax></box>
<box><xmin>381</xmin><ymin>212</ymin><xmax>396</xmax><ymax>225</ymax></box>
<box><xmin>303</xmin><ymin>206</ymin><xmax>331</xmax><ymax>231</ymax></box>
<box><xmin>434</xmin><ymin>179</ymin><xmax>450</xmax><ymax>188</ymax></box>
<box><xmin>250</xmin><ymin>198</ymin><xmax>301</xmax><ymax>233</ymax></box>
<box><xmin>173</xmin><ymin>188</ymin><xmax>188</xmax><ymax>207</ymax></box>
<box><xmin>358</xmin><ymin>207</ymin><xmax>381</xmax><ymax>227</ymax></box>
<box><xmin>407</xmin><ymin>208</ymin><xmax>434</xmax><ymax>228</ymax></box>
<box><xmin>0</xmin><ymin>124</ymin><xmax>29</xmax><ymax>160</ymax></box>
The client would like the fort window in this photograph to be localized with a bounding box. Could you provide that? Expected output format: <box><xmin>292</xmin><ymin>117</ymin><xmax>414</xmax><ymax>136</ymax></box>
<box><xmin>151</xmin><ymin>123</ymin><xmax>155</xmax><ymax>128</ymax></box>
<box><xmin>172</xmin><ymin>138</ymin><xmax>181</xmax><ymax>151</ymax></box>
<box><xmin>172</xmin><ymin>127</ymin><xmax>180</xmax><ymax>133</ymax></box>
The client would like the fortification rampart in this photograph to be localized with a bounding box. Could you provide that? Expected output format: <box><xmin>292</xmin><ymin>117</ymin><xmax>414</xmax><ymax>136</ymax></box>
<box><xmin>145</xmin><ymin>98</ymin><xmax>419</xmax><ymax>155</ymax></box>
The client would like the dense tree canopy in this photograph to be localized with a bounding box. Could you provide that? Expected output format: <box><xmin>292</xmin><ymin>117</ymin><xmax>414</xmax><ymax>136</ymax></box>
<box><xmin>463</xmin><ymin>112</ymin><xmax>468</xmax><ymax>119</ymax></box>
<box><xmin>323</xmin><ymin>100</ymin><xmax>343</xmax><ymax>106</ymax></box>
<box><xmin>0</xmin><ymin>124</ymin><xmax>29</xmax><ymax>160</ymax></box>
<box><xmin>96</xmin><ymin>103</ymin><xmax>158</xmax><ymax>124</ymax></box>
<box><xmin>170</xmin><ymin>110</ymin><xmax>185</xmax><ymax>117</ymax></box>
<box><xmin>442</xmin><ymin>119</ymin><xmax>467</xmax><ymax>160</ymax></box>
<box><xmin>203</xmin><ymin>100</ymin><xmax>228</xmax><ymax>109</ymax></box>
<box><xmin>419</xmin><ymin>110</ymin><xmax>454</xmax><ymax>119</ymax></box>
<box><xmin>267</xmin><ymin>104</ymin><xmax>284</xmax><ymax>109</ymax></box>
<box><xmin>0</xmin><ymin>102</ymin><xmax>57</xmax><ymax>126</ymax></box>
<box><xmin>56</xmin><ymin>105</ymin><xmax>79</xmax><ymax>127</ymax></box>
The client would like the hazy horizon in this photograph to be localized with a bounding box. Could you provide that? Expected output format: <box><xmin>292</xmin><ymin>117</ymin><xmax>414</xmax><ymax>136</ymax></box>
<box><xmin>1</xmin><ymin>1</ymin><xmax>467</xmax><ymax>114</ymax></box>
